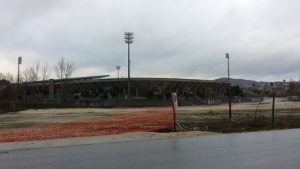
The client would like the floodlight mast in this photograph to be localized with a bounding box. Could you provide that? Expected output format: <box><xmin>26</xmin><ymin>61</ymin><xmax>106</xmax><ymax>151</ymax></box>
<box><xmin>226</xmin><ymin>53</ymin><xmax>232</xmax><ymax>120</ymax></box>
<box><xmin>124</xmin><ymin>32</ymin><xmax>134</xmax><ymax>98</ymax></box>
<box><xmin>116</xmin><ymin>66</ymin><xmax>121</xmax><ymax>78</ymax></box>
<box><xmin>17</xmin><ymin>56</ymin><xmax>22</xmax><ymax>84</ymax></box>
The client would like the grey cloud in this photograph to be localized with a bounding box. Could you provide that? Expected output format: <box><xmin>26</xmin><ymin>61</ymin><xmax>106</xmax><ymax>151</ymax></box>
<box><xmin>0</xmin><ymin>0</ymin><xmax>300</xmax><ymax>81</ymax></box>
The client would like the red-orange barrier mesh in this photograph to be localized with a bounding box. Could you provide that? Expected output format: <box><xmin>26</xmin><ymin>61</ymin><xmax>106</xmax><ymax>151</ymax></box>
<box><xmin>0</xmin><ymin>108</ymin><xmax>174</xmax><ymax>143</ymax></box>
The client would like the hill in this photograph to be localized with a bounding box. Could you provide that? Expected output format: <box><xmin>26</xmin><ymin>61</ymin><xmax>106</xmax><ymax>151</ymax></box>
<box><xmin>215</xmin><ymin>78</ymin><xmax>266</xmax><ymax>88</ymax></box>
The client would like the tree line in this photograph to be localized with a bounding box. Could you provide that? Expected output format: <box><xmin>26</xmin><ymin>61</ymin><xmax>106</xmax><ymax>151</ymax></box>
<box><xmin>0</xmin><ymin>57</ymin><xmax>75</xmax><ymax>83</ymax></box>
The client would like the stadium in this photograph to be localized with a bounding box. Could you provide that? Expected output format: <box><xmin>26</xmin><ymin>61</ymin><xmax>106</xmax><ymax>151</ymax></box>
<box><xmin>21</xmin><ymin>75</ymin><xmax>230</xmax><ymax>106</ymax></box>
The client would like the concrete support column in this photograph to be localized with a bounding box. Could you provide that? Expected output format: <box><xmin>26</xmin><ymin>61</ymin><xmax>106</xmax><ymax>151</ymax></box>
<box><xmin>49</xmin><ymin>79</ymin><xmax>54</xmax><ymax>99</ymax></box>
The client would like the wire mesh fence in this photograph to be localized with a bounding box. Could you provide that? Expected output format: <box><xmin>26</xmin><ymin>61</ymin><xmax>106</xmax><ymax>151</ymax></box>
<box><xmin>176</xmin><ymin>101</ymin><xmax>300</xmax><ymax>132</ymax></box>
<box><xmin>1</xmin><ymin>100</ymin><xmax>300</xmax><ymax>143</ymax></box>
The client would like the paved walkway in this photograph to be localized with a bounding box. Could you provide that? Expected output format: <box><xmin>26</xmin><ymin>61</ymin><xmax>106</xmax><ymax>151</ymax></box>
<box><xmin>0</xmin><ymin>131</ymin><xmax>217</xmax><ymax>152</ymax></box>
<box><xmin>1</xmin><ymin>129</ymin><xmax>299</xmax><ymax>169</ymax></box>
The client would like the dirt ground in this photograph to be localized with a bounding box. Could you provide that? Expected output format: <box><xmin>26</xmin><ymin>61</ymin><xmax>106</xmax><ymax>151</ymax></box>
<box><xmin>0</xmin><ymin>101</ymin><xmax>300</xmax><ymax>142</ymax></box>
<box><xmin>0</xmin><ymin>107</ymin><xmax>174</xmax><ymax>142</ymax></box>
<box><xmin>0</xmin><ymin>107</ymin><xmax>153</xmax><ymax>130</ymax></box>
<box><xmin>176</xmin><ymin>101</ymin><xmax>300</xmax><ymax>132</ymax></box>
<box><xmin>1</xmin><ymin>101</ymin><xmax>300</xmax><ymax>131</ymax></box>
<box><xmin>178</xmin><ymin>101</ymin><xmax>300</xmax><ymax>113</ymax></box>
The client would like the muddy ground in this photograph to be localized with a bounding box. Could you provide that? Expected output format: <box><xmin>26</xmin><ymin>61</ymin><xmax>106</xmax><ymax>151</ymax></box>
<box><xmin>177</xmin><ymin>101</ymin><xmax>300</xmax><ymax>132</ymax></box>
<box><xmin>1</xmin><ymin>101</ymin><xmax>300</xmax><ymax>133</ymax></box>
<box><xmin>0</xmin><ymin>107</ymin><xmax>148</xmax><ymax>130</ymax></box>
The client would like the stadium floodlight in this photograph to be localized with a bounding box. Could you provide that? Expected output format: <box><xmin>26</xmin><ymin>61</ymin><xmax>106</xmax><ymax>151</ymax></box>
<box><xmin>116</xmin><ymin>66</ymin><xmax>121</xmax><ymax>78</ymax></box>
<box><xmin>124</xmin><ymin>32</ymin><xmax>134</xmax><ymax>44</ymax></box>
<box><xmin>225</xmin><ymin>53</ymin><xmax>231</xmax><ymax>120</ymax></box>
<box><xmin>18</xmin><ymin>56</ymin><xmax>22</xmax><ymax>84</ymax></box>
<box><xmin>226</xmin><ymin>53</ymin><xmax>229</xmax><ymax>59</ymax></box>
<box><xmin>124</xmin><ymin>32</ymin><xmax>134</xmax><ymax>98</ymax></box>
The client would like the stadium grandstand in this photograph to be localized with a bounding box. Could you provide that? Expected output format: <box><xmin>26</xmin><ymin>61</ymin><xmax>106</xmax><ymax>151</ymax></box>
<box><xmin>15</xmin><ymin>75</ymin><xmax>229</xmax><ymax>106</ymax></box>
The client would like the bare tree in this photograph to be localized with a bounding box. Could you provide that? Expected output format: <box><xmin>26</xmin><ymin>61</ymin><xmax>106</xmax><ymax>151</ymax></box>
<box><xmin>54</xmin><ymin>57</ymin><xmax>75</xmax><ymax>79</ymax></box>
<box><xmin>29</xmin><ymin>62</ymin><xmax>40</xmax><ymax>81</ymax></box>
<box><xmin>0</xmin><ymin>72</ymin><xmax>5</xmax><ymax>80</ymax></box>
<box><xmin>6</xmin><ymin>73</ymin><xmax>14</xmax><ymax>82</ymax></box>
<box><xmin>22</xmin><ymin>68</ymin><xmax>31</xmax><ymax>82</ymax></box>
<box><xmin>0</xmin><ymin>72</ymin><xmax>14</xmax><ymax>82</ymax></box>
<box><xmin>54</xmin><ymin>57</ymin><xmax>75</xmax><ymax>103</ymax></box>
<box><xmin>42</xmin><ymin>62</ymin><xmax>51</xmax><ymax>81</ymax></box>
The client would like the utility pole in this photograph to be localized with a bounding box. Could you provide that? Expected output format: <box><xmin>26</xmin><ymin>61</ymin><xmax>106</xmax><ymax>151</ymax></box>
<box><xmin>17</xmin><ymin>56</ymin><xmax>22</xmax><ymax>84</ymax></box>
<box><xmin>271</xmin><ymin>83</ymin><xmax>275</xmax><ymax>126</ymax></box>
<box><xmin>124</xmin><ymin>32</ymin><xmax>134</xmax><ymax>98</ymax></box>
<box><xmin>116</xmin><ymin>66</ymin><xmax>121</xmax><ymax>78</ymax></box>
<box><xmin>226</xmin><ymin>53</ymin><xmax>232</xmax><ymax>120</ymax></box>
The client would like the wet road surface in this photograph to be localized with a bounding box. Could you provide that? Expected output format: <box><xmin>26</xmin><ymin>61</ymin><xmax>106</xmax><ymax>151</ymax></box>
<box><xmin>0</xmin><ymin>129</ymin><xmax>300</xmax><ymax>169</ymax></box>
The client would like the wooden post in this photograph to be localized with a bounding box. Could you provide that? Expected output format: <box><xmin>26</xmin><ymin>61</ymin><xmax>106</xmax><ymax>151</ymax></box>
<box><xmin>172</xmin><ymin>93</ymin><xmax>178</xmax><ymax>131</ymax></box>
<box><xmin>272</xmin><ymin>92</ymin><xmax>275</xmax><ymax>126</ymax></box>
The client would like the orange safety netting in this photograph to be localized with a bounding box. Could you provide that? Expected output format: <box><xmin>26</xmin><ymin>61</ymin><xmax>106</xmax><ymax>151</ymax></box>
<box><xmin>0</xmin><ymin>108</ymin><xmax>174</xmax><ymax>143</ymax></box>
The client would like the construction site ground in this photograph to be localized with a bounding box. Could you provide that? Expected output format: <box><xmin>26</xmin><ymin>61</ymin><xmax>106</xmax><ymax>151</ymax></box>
<box><xmin>0</xmin><ymin>101</ymin><xmax>300</xmax><ymax>142</ymax></box>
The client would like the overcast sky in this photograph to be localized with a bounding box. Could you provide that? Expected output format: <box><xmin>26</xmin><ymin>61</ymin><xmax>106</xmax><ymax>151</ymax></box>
<box><xmin>0</xmin><ymin>0</ymin><xmax>300</xmax><ymax>81</ymax></box>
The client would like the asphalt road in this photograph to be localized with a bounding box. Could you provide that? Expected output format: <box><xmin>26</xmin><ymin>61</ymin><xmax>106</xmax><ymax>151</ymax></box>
<box><xmin>1</xmin><ymin>129</ymin><xmax>300</xmax><ymax>169</ymax></box>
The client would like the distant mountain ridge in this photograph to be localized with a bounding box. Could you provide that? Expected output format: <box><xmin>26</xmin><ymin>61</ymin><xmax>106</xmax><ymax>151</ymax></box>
<box><xmin>215</xmin><ymin>77</ymin><xmax>267</xmax><ymax>88</ymax></box>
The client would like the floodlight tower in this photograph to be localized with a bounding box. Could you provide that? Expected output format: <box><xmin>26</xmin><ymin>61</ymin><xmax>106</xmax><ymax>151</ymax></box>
<box><xmin>17</xmin><ymin>56</ymin><xmax>22</xmax><ymax>84</ymax></box>
<box><xmin>226</xmin><ymin>53</ymin><xmax>232</xmax><ymax>120</ymax></box>
<box><xmin>124</xmin><ymin>32</ymin><xmax>134</xmax><ymax>98</ymax></box>
<box><xmin>116</xmin><ymin>66</ymin><xmax>121</xmax><ymax>78</ymax></box>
